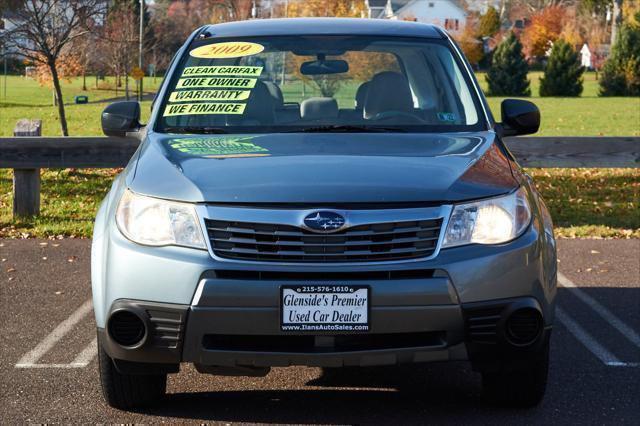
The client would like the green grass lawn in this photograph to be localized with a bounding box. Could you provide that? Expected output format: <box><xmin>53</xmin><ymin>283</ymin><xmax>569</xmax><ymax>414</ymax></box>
<box><xmin>0</xmin><ymin>75</ymin><xmax>161</xmax><ymax>136</ymax></box>
<box><xmin>0</xmin><ymin>72</ymin><xmax>638</xmax><ymax>239</ymax></box>
<box><xmin>1</xmin><ymin>72</ymin><xmax>639</xmax><ymax>136</ymax></box>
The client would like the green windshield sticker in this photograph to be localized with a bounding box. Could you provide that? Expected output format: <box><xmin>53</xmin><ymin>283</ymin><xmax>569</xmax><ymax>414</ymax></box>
<box><xmin>437</xmin><ymin>112</ymin><xmax>457</xmax><ymax>123</ymax></box>
<box><xmin>182</xmin><ymin>66</ymin><xmax>263</xmax><ymax>77</ymax></box>
<box><xmin>169</xmin><ymin>90</ymin><xmax>251</xmax><ymax>102</ymax></box>
<box><xmin>163</xmin><ymin>102</ymin><xmax>246</xmax><ymax>116</ymax></box>
<box><xmin>176</xmin><ymin>77</ymin><xmax>257</xmax><ymax>89</ymax></box>
<box><xmin>168</xmin><ymin>137</ymin><xmax>269</xmax><ymax>158</ymax></box>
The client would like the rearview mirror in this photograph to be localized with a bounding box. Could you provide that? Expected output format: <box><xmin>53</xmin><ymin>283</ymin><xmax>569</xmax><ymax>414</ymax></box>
<box><xmin>300</xmin><ymin>59</ymin><xmax>349</xmax><ymax>76</ymax></box>
<box><xmin>101</xmin><ymin>101</ymin><xmax>142</xmax><ymax>137</ymax></box>
<box><xmin>500</xmin><ymin>99</ymin><xmax>540</xmax><ymax>137</ymax></box>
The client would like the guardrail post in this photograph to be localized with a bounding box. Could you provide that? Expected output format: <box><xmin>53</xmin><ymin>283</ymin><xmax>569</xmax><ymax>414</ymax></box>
<box><xmin>12</xmin><ymin>119</ymin><xmax>42</xmax><ymax>218</ymax></box>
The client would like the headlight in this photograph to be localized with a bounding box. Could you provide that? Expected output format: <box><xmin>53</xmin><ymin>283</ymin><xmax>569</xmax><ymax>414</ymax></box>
<box><xmin>442</xmin><ymin>187</ymin><xmax>531</xmax><ymax>248</ymax></box>
<box><xmin>116</xmin><ymin>189</ymin><xmax>206</xmax><ymax>249</ymax></box>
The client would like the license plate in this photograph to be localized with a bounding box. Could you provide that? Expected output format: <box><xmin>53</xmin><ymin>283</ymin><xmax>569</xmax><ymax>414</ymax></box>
<box><xmin>280</xmin><ymin>285</ymin><xmax>369</xmax><ymax>332</ymax></box>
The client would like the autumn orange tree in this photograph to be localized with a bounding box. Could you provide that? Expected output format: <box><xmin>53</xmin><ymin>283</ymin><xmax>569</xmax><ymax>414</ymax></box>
<box><xmin>32</xmin><ymin>51</ymin><xmax>83</xmax><ymax>97</ymax></box>
<box><xmin>522</xmin><ymin>5</ymin><xmax>566</xmax><ymax>60</ymax></box>
<box><xmin>454</xmin><ymin>14</ymin><xmax>484</xmax><ymax>66</ymax></box>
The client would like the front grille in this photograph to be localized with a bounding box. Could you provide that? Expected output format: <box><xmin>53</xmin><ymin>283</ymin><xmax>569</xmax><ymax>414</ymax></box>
<box><xmin>205</xmin><ymin>218</ymin><xmax>443</xmax><ymax>262</ymax></box>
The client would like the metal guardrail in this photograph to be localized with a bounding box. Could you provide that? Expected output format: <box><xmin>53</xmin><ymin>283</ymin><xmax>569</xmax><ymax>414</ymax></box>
<box><xmin>2</xmin><ymin>119</ymin><xmax>639</xmax><ymax>217</ymax></box>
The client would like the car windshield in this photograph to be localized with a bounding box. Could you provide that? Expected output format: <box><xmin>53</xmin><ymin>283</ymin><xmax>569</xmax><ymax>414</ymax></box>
<box><xmin>156</xmin><ymin>35</ymin><xmax>485</xmax><ymax>134</ymax></box>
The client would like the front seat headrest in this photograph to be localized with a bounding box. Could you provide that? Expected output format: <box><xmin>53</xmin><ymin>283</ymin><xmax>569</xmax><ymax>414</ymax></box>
<box><xmin>263</xmin><ymin>81</ymin><xmax>284</xmax><ymax>108</ymax></box>
<box><xmin>233</xmin><ymin>80</ymin><xmax>276</xmax><ymax>125</ymax></box>
<box><xmin>355</xmin><ymin>81</ymin><xmax>370</xmax><ymax>109</ymax></box>
<box><xmin>363</xmin><ymin>72</ymin><xmax>414</xmax><ymax>120</ymax></box>
<box><xmin>300</xmin><ymin>97</ymin><xmax>338</xmax><ymax>121</ymax></box>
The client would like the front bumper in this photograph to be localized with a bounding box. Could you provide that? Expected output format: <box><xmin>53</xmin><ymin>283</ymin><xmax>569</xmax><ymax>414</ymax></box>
<box><xmin>96</xmin><ymin>221</ymin><xmax>556</xmax><ymax>371</ymax></box>
<box><xmin>99</xmin><ymin>294</ymin><xmax>549</xmax><ymax>372</ymax></box>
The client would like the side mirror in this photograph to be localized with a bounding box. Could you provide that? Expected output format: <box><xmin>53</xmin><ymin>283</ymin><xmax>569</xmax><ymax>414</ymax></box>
<box><xmin>101</xmin><ymin>101</ymin><xmax>141</xmax><ymax>137</ymax></box>
<box><xmin>499</xmin><ymin>99</ymin><xmax>540</xmax><ymax>137</ymax></box>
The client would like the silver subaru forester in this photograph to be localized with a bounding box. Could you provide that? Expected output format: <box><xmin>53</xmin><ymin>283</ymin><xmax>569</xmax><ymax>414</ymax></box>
<box><xmin>92</xmin><ymin>18</ymin><xmax>557</xmax><ymax>410</ymax></box>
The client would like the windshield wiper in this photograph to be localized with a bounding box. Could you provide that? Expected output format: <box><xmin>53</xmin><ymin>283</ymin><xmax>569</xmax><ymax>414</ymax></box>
<box><xmin>284</xmin><ymin>125</ymin><xmax>407</xmax><ymax>133</ymax></box>
<box><xmin>163</xmin><ymin>126</ymin><xmax>229</xmax><ymax>134</ymax></box>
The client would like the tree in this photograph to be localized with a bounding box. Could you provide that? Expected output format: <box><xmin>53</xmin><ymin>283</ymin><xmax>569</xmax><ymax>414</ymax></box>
<box><xmin>286</xmin><ymin>0</ymin><xmax>366</xmax><ymax>18</ymax></box>
<box><xmin>479</xmin><ymin>7</ymin><xmax>501</xmax><ymax>37</ymax></box>
<box><xmin>599</xmin><ymin>22</ymin><xmax>640</xmax><ymax>96</ymax></box>
<box><xmin>486</xmin><ymin>32</ymin><xmax>531</xmax><ymax>96</ymax></box>
<box><xmin>522</xmin><ymin>5</ymin><xmax>566</xmax><ymax>60</ymax></box>
<box><xmin>2</xmin><ymin>0</ymin><xmax>106</xmax><ymax>136</ymax></box>
<box><xmin>539</xmin><ymin>39</ymin><xmax>584</xmax><ymax>96</ymax></box>
<box><xmin>101</xmin><ymin>4</ymin><xmax>139</xmax><ymax>100</ymax></box>
<box><xmin>455</xmin><ymin>16</ymin><xmax>484</xmax><ymax>66</ymax></box>
<box><xmin>285</xmin><ymin>0</ymin><xmax>367</xmax><ymax>96</ymax></box>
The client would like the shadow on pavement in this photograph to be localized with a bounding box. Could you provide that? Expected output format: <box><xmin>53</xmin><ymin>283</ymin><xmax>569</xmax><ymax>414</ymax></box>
<box><xmin>132</xmin><ymin>364</ymin><xmax>529</xmax><ymax>423</ymax></box>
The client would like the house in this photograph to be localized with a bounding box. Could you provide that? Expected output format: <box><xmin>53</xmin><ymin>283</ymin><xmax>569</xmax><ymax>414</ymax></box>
<box><xmin>366</xmin><ymin>0</ymin><xmax>467</xmax><ymax>34</ymax></box>
<box><xmin>365</xmin><ymin>0</ymin><xmax>389</xmax><ymax>18</ymax></box>
<box><xmin>465</xmin><ymin>0</ymin><xmax>501</xmax><ymax>15</ymax></box>
<box><xmin>1</xmin><ymin>11</ymin><xmax>30</xmax><ymax>57</ymax></box>
<box><xmin>580</xmin><ymin>44</ymin><xmax>592</xmax><ymax>69</ymax></box>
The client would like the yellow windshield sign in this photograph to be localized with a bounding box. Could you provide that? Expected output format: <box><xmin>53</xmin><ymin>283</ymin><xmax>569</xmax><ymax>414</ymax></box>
<box><xmin>163</xmin><ymin>103</ymin><xmax>246</xmax><ymax>116</ymax></box>
<box><xmin>182</xmin><ymin>66</ymin><xmax>263</xmax><ymax>76</ymax></box>
<box><xmin>176</xmin><ymin>77</ymin><xmax>257</xmax><ymax>89</ymax></box>
<box><xmin>169</xmin><ymin>90</ymin><xmax>251</xmax><ymax>102</ymax></box>
<box><xmin>189</xmin><ymin>42</ymin><xmax>265</xmax><ymax>59</ymax></box>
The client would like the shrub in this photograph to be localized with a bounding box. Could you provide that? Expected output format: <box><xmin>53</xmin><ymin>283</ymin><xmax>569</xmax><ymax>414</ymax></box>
<box><xmin>539</xmin><ymin>39</ymin><xmax>584</xmax><ymax>97</ymax></box>
<box><xmin>486</xmin><ymin>32</ymin><xmax>531</xmax><ymax>96</ymax></box>
<box><xmin>599</xmin><ymin>23</ymin><xmax>640</xmax><ymax>96</ymax></box>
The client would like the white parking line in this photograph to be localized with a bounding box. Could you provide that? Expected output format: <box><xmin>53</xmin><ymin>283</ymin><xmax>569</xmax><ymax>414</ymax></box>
<box><xmin>15</xmin><ymin>300</ymin><xmax>94</xmax><ymax>369</ymax></box>
<box><xmin>70</xmin><ymin>337</ymin><xmax>98</xmax><ymax>367</ymax></box>
<box><xmin>556</xmin><ymin>306</ymin><xmax>623</xmax><ymax>366</ymax></box>
<box><xmin>558</xmin><ymin>272</ymin><xmax>640</xmax><ymax>349</ymax></box>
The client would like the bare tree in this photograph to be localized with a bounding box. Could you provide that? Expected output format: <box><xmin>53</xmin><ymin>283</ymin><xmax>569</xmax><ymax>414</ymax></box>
<box><xmin>2</xmin><ymin>0</ymin><xmax>107</xmax><ymax>135</ymax></box>
<box><xmin>100</xmin><ymin>4</ymin><xmax>138</xmax><ymax>101</ymax></box>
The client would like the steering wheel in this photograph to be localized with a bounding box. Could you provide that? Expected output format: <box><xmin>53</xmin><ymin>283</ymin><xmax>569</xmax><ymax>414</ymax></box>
<box><xmin>370</xmin><ymin>110</ymin><xmax>426</xmax><ymax>124</ymax></box>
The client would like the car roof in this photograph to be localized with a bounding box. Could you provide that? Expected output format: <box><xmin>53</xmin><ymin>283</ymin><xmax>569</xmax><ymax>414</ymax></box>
<box><xmin>203</xmin><ymin>18</ymin><xmax>444</xmax><ymax>39</ymax></box>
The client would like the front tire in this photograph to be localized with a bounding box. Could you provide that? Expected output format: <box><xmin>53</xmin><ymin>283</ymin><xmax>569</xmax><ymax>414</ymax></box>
<box><xmin>481</xmin><ymin>340</ymin><xmax>549</xmax><ymax>407</ymax></box>
<box><xmin>98</xmin><ymin>340</ymin><xmax>167</xmax><ymax>409</ymax></box>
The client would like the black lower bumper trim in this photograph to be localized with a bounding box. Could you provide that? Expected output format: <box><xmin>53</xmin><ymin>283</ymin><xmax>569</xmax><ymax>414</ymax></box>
<box><xmin>462</xmin><ymin>297</ymin><xmax>552</xmax><ymax>372</ymax></box>
<box><xmin>101</xmin><ymin>299</ymin><xmax>189</xmax><ymax>365</ymax></box>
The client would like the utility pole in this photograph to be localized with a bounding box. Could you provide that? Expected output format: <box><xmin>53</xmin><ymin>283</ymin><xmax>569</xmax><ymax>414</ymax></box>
<box><xmin>280</xmin><ymin>0</ymin><xmax>288</xmax><ymax>86</ymax></box>
<box><xmin>610</xmin><ymin>0</ymin><xmax>623</xmax><ymax>46</ymax></box>
<box><xmin>3</xmin><ymin>53</ymin><xmax>7</xmax><ymax>100</ymax></box>
<box><xmin>138</xmin><ymin>0</ymin><xmax>144</xmax><ymax>102</ymax></box>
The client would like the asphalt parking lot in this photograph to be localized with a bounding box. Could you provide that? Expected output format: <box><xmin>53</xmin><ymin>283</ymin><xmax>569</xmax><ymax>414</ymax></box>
<box><xmin>1</xmin><ymin>238</ymin><xmax>639</xmax><ymax>424</ymax></box>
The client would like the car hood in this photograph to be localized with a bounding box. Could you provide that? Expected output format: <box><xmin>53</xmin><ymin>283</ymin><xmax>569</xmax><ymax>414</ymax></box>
<box><xmin>129</xmin><ymin>132</ymin><xmax>518</xmax><ymax>204</ymax></box>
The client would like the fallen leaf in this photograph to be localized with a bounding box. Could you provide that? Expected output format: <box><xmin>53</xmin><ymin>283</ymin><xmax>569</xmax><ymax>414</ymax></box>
<box><xmin>7</xmin><ymin>268</ymin><xmax>16</xmax><ymax>273</ymax></box>
<box><xmin>586</xmin><ymin>268</ymin><xmax>593</xmax><ymax>272</ymax></box>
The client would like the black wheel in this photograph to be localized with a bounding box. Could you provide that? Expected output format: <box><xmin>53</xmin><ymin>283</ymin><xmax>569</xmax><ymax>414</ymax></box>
<box><xmin>481</xmin><ymin>340</ymin><xmax>549</xmax><ymax>408</ymax></box>
<box><xmin>98</xmin><ymin>340</ymin><xmax>167</xmax><ymax>410</ymax></box>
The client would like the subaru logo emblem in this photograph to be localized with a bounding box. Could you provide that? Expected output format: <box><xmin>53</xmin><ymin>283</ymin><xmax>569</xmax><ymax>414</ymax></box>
<box><xmin>303</xmin><ymin>211</ymin><xmax>346</xmax><ymax>233</ymax></box>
